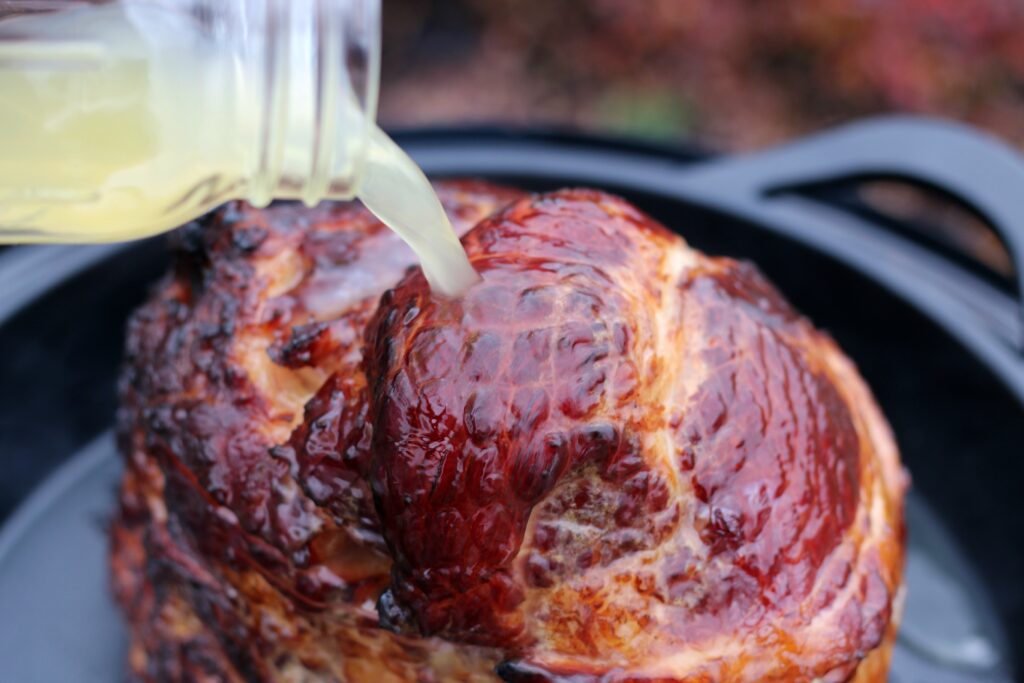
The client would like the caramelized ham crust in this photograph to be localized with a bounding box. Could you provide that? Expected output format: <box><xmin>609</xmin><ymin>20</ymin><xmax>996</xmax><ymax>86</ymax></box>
<box><xmin>111</xmin><ymin>182</ymin><xmax>906</xmax><ymax>682</ymax></box>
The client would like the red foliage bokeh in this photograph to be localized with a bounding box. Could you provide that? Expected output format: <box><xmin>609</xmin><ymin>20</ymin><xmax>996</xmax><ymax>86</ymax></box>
<box><xmin>380</xmin><ymin>0</ymin><xmax>1024</xmax><ymax>149</ymax></box>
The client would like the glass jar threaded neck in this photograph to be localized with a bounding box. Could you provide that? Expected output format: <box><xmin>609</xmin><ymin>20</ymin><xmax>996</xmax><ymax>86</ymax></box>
<box><xmin>246</xmin><ymin>0</ymin><xmax>380</xmax><ymax>208</ymax></box>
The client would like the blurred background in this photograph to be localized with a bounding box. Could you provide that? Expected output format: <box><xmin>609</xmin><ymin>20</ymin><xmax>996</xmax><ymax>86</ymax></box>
<box><xmin>379</xmin><ymin>0</ymin><xmax>1024</xmax><ymax>150</ymax></box>
<box><xmin>378</xmin><ymin>0</ymin><xmax>1024</xmax><ymax>276</ymax></box>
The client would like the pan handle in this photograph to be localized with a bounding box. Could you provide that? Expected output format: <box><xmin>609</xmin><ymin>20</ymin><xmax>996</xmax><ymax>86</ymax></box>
<box><xmin>676</xmin><ymin>115</ymin><xmax>1024</xmax><ymax>330</ymax></box>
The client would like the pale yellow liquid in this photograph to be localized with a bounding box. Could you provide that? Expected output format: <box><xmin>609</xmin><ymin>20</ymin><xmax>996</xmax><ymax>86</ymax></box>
<box><xmin>0</xmin><ymin>4</ymin><xmax>478</xmax><ymax>297</ymax></box>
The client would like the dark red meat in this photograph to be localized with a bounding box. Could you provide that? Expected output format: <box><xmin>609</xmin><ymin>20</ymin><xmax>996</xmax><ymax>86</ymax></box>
<box><xmin>111</xmin><ymin>183</ymin><xmax>906</xmax><ymax>682</ymax></box>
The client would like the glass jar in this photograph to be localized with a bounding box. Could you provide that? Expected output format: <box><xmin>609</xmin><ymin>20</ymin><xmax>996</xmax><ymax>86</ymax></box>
<box><xmin>0</xmin><ymin>0</ymin><xmax>381</xmax><ymax>242</ymax></box>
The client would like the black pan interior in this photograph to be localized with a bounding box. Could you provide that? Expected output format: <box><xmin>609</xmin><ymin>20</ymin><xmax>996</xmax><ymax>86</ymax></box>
<box><xmin>0</xmin><ymin>131</ymin><xmax>1020</xmax><ymax>679</ymax></box>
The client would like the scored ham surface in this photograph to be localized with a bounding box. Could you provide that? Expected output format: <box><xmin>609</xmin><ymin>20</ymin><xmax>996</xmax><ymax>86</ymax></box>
<box><xmin>111</xmin><ymin>181</ymin><xmax>906</xmax><ymax>682</ymax></box>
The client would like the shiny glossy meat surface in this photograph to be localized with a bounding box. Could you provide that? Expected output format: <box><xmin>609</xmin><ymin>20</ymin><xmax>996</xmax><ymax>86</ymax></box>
<box><xmin>111</xmin><ymin>183</ymin><xmax>906</xmax><ymax>682</ymax></box>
